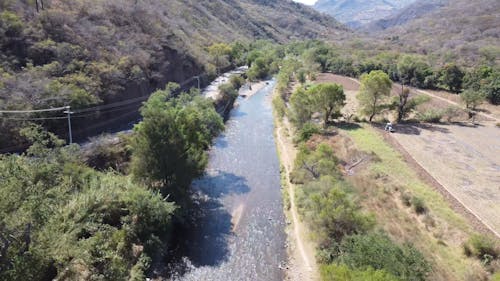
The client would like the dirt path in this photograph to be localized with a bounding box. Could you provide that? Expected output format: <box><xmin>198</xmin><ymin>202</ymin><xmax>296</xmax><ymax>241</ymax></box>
<box><xmin>276</xmin><ymin>118</ymin><xmax>319</xmax><ymax>281</ymax></box>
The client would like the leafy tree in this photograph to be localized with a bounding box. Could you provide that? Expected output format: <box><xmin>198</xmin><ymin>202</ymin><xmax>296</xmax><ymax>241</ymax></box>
<box><xmin>131</xmin><ymin>83</ymin><xmax>223</xmax><ymax>203</ymax></box>
<box><xmin>208</xmin><ymin>43</ymin><xmax>232</xmax><ymax>74</ymax></box>
<box><xmin>308</xmin><ymin>83</ymin><xmax>346</xmax><ymax>128</ymax></box>
<box><xmin>397</xmin><ymin>55</ymin><xmax>433</xmax><ymax>88</ymax></box>
<box><xmin>293</xmin><ymin>144</ymin><xmax>339</xmax><ymax>183</ymax></box>
<box><xmin>482</xmin><ymin>69</ymin><xmax>500</xmax><ymax>105</ymax></box>
<box><xmin>394</xmin><ymin>89</ymin><xmax>430</xmax><ymax>123</ymax></box>
<box><xmin>357</xmin><ymin>70</ymin><xmax>392</xmax><ymax>122</ymax></box>
<box><xmin>440</xmin><ymin>63</ymin><xmax>464</xmax><ymax>94</ymax></box>
<box><xmin>298</xmin><ymin>176</ymin><xmax>375</xmax><ymax>248</ymax></box>
<box><xmin>289</xmin><ymin>87</ymin><xmax>313</xmax><ymax>127</ymax></box>
<box><xmin>460</xmin><ymin>89</ymin><xmax>485</xmax><ymax>119</ymax></box>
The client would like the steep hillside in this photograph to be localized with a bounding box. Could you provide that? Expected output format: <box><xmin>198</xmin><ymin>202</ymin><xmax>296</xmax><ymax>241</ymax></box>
<box><xmin>0</xmin><ymin>0</ymin><xmax>347</xmax><ymax>148</ymax></box>
<box><xmin>376</xmin><ymin>0</ymin><xmax>500</xmax><ymax>65</ymax></box>
<box><xmin>364</xmin><ymin>0</ymin><xmax>448</xmax><ymax>32</ymax></box>
<box><xmin>314</xmin><ymin>0</ymin><xmax>416</xmax><ymax>28</ymax></box>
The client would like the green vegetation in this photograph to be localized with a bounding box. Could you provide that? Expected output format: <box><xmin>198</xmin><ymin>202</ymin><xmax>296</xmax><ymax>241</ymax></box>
<box><xmin>320</xmin><ymin>264</ymin><xmax>399</xmax><ymax>281</ymax></box>
<box><xmin>463</xmin><ymin>235</ymin><xmax>500</xmax><ymax>264</ymax></box>
<box><xmin>0</xmin><ymin>81</ymin><xmax>223</xmax><ymax>279</ymax></box>
<box><xmin>357</xmin><ymin>70</ymin><xmax>393</xmax><ymax>122</ymax></box>
<box><xmin>131</xmin><ymin>84</ymin><xmax>223</xmax><ymax>204</ymax></box>
<box><xmin>337</xmin><ymin>233</ymin><xmax>431</xmax><ymax>281</ymax></box>
<box><xmin>0</xmin><ymin>126</ymin><xmax>176</xmax><ymax>280</ymax></box>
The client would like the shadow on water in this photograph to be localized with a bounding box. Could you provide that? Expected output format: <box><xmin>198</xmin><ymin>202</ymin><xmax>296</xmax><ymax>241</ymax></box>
<box><xmin>164</xmin><ymin>171</ymin><xmax>250</xmax><ymax>277</ymax></box>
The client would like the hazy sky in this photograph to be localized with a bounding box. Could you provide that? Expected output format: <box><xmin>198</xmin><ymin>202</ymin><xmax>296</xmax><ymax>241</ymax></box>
<box><xmin>293</xmin><ymin>0</ymin><xmax>317</xmax><ymax>5</ymax></box>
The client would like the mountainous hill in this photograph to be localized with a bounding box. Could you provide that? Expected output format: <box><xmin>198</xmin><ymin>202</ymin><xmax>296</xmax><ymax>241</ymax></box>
<box><xmin>364</xmin><ymin>0</ymin><xmax>448</xmax><ymax>32</ymax></box>
<box><xmin>313</xmin><ymin>0</ymin><xmax>416</xmax><ymax>28</ymax></box>
<box><xmin>0</xmin><ymin>0</ymin><xmax>347</xmax><ymax>148</ymax></box>
<box><xmin>375</xmin><ymin>0</ymin><xmax>500</xmax><ymax>65</ymax></box>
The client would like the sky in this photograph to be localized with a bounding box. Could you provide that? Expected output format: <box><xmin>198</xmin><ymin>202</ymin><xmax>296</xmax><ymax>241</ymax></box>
<box><xmin>293</xmin><ymin>0</ymin><xmax>317</xmax><ymax>5</ymax></box>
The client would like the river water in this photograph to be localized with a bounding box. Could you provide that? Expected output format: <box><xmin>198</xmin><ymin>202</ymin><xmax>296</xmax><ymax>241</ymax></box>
<box><xmin>170</xmin><ymin>79</ymin><xmax>287</xmax><ymax>281</ymax></box>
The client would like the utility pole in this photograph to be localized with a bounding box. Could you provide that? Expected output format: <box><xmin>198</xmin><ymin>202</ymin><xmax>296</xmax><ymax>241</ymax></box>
<box><xmin>63</xmin><ymin>106</ymin><xmax>73</xmax><ymax>144</ymax></box>
<box><xmin>194</xmin><ymin>76</ymin><xmax>201</xmax><ymax>90</ymax></box>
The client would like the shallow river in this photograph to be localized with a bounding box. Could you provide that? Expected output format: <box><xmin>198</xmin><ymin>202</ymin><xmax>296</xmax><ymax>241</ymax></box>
<box><xmin>172</xmin><ymin>79</ymin><xmax>287</xmax><ymax>281</ymax></box>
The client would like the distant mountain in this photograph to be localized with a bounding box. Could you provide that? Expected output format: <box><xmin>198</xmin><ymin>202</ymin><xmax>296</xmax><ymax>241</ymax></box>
<box><xmin>375</xmin><ymin>0</ymin><xmax>500</xmax><ymax>65</ymax></box>
<box><xmin>313</xmin><ymin>0</ymin><xmax>416</xmax><ymax>28</ymax></box>
<box><xmin>364</xmin><ymin>0</ymin><xmax>448</xmax><ymax>32</ymax></box>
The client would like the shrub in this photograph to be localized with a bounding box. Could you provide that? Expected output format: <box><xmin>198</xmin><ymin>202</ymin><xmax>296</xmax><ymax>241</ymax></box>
<box><xmin>411</xmin><ymin>196</ymin><xmax>427</xmax><ymax>214</ymax></box>
<box><xmin>320</xmin><ymin>264</ymin><xmax>399</xmax><ymax>281</ymax></box>
<box><xmin>400</xmin><ymin>192</ymin><xmax>412</xmax><ymax>207</ymax></box>
<box><xmin>338</xmin><ymin>233</ymin><xmax>431</xmax><ymax>281</ymax></box>
<box><xmin>417</xmin><ymin>109</ymin><xmax>443</xmax><ymax>123</ymax></box>
<box><xmin>296</xmin><ymin>122</ymin><xmax>320</xmax><ymax>143</ymax></box>
<box><xmin>273</xmin><ymin>95</ymin><xmax>286</xmax><ymax>118</ymax></box>
<box><xmin>463</xmin><ymin>234</ymin><xmax>499</xmax><ymax>264</ymax></box>
<box><xmin>229</xmin><ymin>74</ymin><xmax>245</xmax><ymax>89</ymax></box>
<box><xmin>218</xmin><ymin>83</ymin><xmax>238</xmax><ymax>98</ymax></box>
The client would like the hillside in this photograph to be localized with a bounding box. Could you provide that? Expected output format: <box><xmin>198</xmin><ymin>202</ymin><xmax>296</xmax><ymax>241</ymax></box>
<box><xmin>374</xmin><ymin>0</ymin><xmax>500</xmax><ymax>65</ymax></box>
<box><xmin>364</xmin><ymin>0</ymin><xmax>448</xmax><ymax>32</ymax></box>
<box><xmin>313</xmin><ymin>0</ymin><xmax>416</xmax><ymax>28</ymax></box>
<box><xmin>0</xmin><ymin>0</ymin><xmax>347</xmax><ymax>149</ymax></box>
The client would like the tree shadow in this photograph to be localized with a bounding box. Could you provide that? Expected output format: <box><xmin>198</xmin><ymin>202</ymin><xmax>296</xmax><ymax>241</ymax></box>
<box><xmin>162</xmin><ymin>172</ymin><xmax>250</xmax><ymax>277</ymax></box>
<box><xmin>393</xmin><ymin>123</ymin><xmax>451</xmax><ymax>135</ymax></box>
<box><xmin>337</xmin><ymin>122</ymin><xmax>362</xmax><ymax>131</ymax></box>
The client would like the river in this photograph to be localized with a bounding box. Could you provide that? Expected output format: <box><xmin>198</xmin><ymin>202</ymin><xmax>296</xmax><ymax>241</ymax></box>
<box><xmin>169</xmin><ymin>79</ymin><xmax>287</xmax><ymax>281</ymax></box>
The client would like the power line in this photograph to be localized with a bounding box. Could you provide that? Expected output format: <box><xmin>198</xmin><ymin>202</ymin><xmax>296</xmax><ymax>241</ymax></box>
<box><xmin>0</xmin><ymin>106</ymin><xmax>67</xmax><ymax>114</ymax></box>
<box><xmin>0</xmin><ymin>116</ymin><xmax>67</xmax><ymax>121</ymax></box>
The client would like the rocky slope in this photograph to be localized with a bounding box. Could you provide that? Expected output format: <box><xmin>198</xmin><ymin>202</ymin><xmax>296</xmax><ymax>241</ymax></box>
<box><xmin>313</xmin><ymin>0</ymin><xmax>416</xmax><ymax>28</ymax></box>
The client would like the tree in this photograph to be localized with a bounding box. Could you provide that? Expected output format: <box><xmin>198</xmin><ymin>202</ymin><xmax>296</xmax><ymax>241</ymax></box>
<box><xmin>290</xmin><ymin>87</ymin><xmax>313</xmax><ymax>127</ymax></box>
<box><xmin>397</xmin><ymin>55</ymin><xmax>433</xmax><ymax>88</ymax></box>
<box><xmin>131</xmin><ymin>83</ymin><xmax>223</xmax><ymax>202</ymax></box>
<box><xmin>208</xmin><ymin>43</ymin><xmax>232</xmax><ymax>75</ymax></box>
<box><xmin>460</xmin><ymin>89</ymin><xmax>485</xmax><ymax>119</ymax></box>
<box><xmin>393</xmin><ymin>90</ymin><xmax>429</xmax><ymax>123</ymax></box>
<box><xmin>308</xmin><ymin>83</ymin><xmax>346</xmax><ymax>128</ymax></box>
<box><xmin>482</xmin><ymin>69</ymin><xmax>500</xmax><ymax>105</ymax></box>
<box><xmin>440</xmin><ymin>63</ymin><xmax>464</xmax><ymax>94</ymax></box>
<box><xmin>357</xmin><ymin>70</ymin><xmax>392</xmax><ymax>122</ymax></box>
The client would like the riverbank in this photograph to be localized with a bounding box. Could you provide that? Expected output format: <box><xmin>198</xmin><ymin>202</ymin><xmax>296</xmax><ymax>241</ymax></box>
<box><xmin>273</xmin><ymin>91</ymin><xmax>320</xmax><ymax>280</ymax></box>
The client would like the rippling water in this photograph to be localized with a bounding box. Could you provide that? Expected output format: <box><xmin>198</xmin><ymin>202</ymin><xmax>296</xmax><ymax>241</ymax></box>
<box><xmin>170</xmin><ymin>80</ymin><xmax>286</xmax><ymax>281</ymax></box>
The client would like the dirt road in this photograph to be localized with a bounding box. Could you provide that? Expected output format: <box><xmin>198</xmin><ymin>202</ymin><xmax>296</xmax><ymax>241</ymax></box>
<box><xmin>276</xmin><ymin>118</ymin><xmax>319</xmax><ymax>281</ymax></box>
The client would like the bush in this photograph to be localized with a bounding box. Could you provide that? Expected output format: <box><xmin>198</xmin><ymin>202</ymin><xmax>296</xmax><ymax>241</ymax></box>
<box><xmin>229</xmin><ymin>74</ymin><xmax>245</xmax><ymax>89</ymax></box>
<box><xmin>320</xmin><ymin>264</ymin><xmax>399</xmax><ymax>281</ymax></box>
<box><xmin>411</xmin><ymin>196</ymin><xmax>427</xmax><ymax>214</ymax></box>
<box><xmin>273</xmin><ymin>95</ymin><xmax>286</xmax><ymax>118</ymax></box>
<box><xmin>296</xmin><ymin>122</ymin><xmax>320</xmax><ymax>143</ymax></box>
<box><xmin>417</xmin><ymin>109</ymin><xmax>443</xmax><ymax>123</ymax></box>
<box><xmin>297</xmin><ymin>176</ymin><xmax>375</xmax><ymax>252</ymax></box>
<box><xmin>218</xmin><ymin>83</ymin><xmax>238</xmax><ymax>98</ymax></box>
<box><xmin>337</xmin><ymin>233</ymin><xmax>431</xmax><ymax>281</ymax></box>
<box><xmin>463</xmin><ymin>234</ymin><xmax>499</xmax><ymax>264</ymax></box>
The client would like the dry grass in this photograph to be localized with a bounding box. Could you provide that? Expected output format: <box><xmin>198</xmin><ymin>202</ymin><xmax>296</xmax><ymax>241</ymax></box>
<box><xmin>332</xmin><ymin>125</ymin><xmax>488</xmax><ymax>281</ymax></box>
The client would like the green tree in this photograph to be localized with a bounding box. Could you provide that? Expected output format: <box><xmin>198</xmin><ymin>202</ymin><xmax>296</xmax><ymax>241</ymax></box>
<box><xmin>482</xmin><ymin>69</ymin><xmax>500</xmax><ymax>105</ymax></box>
<box><xmin>440</xmin><ymin>63</ymin><xmax>464</xmax><ymax>94</ymax></box>
<box><xmin>357</xmin><ymin>70</ymin><xmax>392</xmax><ymax>122</ymax></box>
<box><xmin>308</xmin><ymin>83</ymin><xmax>346</xmax><ymax>127</ymax></box>
<box><xmin>460</xmin><ymin>89</ymin><xmax>485</xmax><ymax>119</ymax></box>
<box><xmin>131</xmin><ymin>83</ymin><xmax>223</xmax><ymax>202</ymax></box>
<box><xmin>208</xmin><ymin>43</ymin><xmax>232</xmax><ymax>74</ymax></box>
<box><xmin>289</xmin><ymin>87</ymin><xmax>313</xmax><ymax>127</ymax></box>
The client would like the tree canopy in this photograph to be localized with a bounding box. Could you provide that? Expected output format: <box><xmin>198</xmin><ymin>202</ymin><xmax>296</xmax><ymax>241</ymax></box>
<box><xmin>131</xmin><ymin>83</ymin><xmax>223</xmax><ymax>203</ymax></box>
<box><xmin>357</xmin><ymin>70</ymin><xmax>393</xmax><ymax>122</ymax></box>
